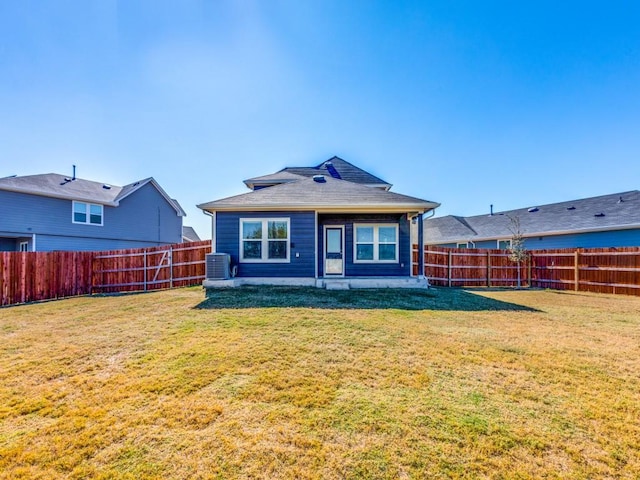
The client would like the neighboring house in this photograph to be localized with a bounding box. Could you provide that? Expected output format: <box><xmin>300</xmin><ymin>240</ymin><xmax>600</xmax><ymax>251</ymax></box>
<box><xmin>425</xmin><ymin>190</ymin><xmax>640</xmax><ymax>249</ymax></box>
<box><xmin>198</xmin><ymin>156</ymin><xmax>439</xmax><ymax>289</ymax></box>
<box><xmin>0</xmin><ymin>173</ymin><xmax>185</xmax><ymax>252</ymax></box>
<box><xmin>182</xmin><ymin>226</ymin><xmax>202</xmax><ymax>242</ymax></box>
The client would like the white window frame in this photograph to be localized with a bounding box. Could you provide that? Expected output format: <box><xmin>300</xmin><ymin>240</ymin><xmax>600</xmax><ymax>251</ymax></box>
<box><xmin>456</xmin><ymin>242</ymin><xmax>469</xmax><ymax>249</ymax></box>
<box><xmin>72</xmin><ymin>201</ymin><xmax>104</xmax><ymax>226</ymax></box>
<box><xmin>497</xmin><ymin>239</ymin><xmax>511</xmax><ymax>249</ymax></box>
<box><xmin>353</xmin><ymin>223</ymin><xmax>399</xmax><ymax>263</ymax></box>
<box><xmin>239</xmin><ymin>218</ymin><xmax>290</xmax><ymax>263</ymax></box>
<box><xmin>19</xmin><ymin>241</ymin><xmax>29</xmax><ymax>252</ymax></box>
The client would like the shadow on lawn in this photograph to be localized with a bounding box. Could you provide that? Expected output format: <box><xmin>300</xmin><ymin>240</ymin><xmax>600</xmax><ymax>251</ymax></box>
<box><xmin>195</xmin><ymin>286</ymin><xmax>539</xmax><ymax>312</ymax></box>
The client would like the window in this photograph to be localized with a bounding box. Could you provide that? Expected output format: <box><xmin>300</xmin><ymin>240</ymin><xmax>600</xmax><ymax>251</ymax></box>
<box><xmin>457</xmin><ymin>242</ymin><xmax>469</xmax><ymax>249</ymax></box>
<box><xmin>497</xmin><ymin>239</ymin><xmax>511</xmax><ymax>250</ymax></box>
<box><xmin>354</xmin><ymin>224</ymin><xmax>398</xmax><ymax>262</ymax></box>
<box><xmin>240</xmin><ymin>218</ymin><xmax>290</xmax><ymax>262</ymax></box>
<box><xmin>19</xmin><ymin>241</ymin><xmax>29</xmax><ymax>252</ymax></box>
<box><xmin>73</xmin><ymin>201</ymin><xmax>103</xmax><ymax>225</ymax></box>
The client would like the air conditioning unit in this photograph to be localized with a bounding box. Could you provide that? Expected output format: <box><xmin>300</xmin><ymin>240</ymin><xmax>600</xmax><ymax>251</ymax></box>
<box><xmin>206</xmin><ymin>253</ymin><xmax>231</xmax><ymax>280</ymax></box>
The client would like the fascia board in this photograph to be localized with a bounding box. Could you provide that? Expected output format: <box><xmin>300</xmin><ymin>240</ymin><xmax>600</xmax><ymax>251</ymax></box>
<box><xmin>199</xmin><ymin>204</ymin><xmax>439</xmax><ymax>214</ymax></box>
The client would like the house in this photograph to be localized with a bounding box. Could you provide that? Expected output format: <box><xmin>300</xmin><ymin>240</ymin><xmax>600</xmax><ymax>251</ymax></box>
<box><xmin>0</xmin><ymin>172</ymin><xmax>185</xmax><ymax>252</ymax></box>
<box><xmin>197</xmin><ymin>156</ymin><xmax>439</xmax><ymax>289</ymax></box>
<box><xmin>182</xmin><ymin>226</ymin><xmax>202</xmax><ymax>242</ymax></box>
<box><xmin>425</xmin><ymin>190</ymin><xmax>640</xmax><ymax>249</ymax></box>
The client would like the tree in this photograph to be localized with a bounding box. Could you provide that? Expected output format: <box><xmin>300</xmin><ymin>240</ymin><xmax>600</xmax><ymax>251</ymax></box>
<box><xmin>507</xmin><ymin>215</ymin><xmax>529</xmax><ymax>289</ymax></box>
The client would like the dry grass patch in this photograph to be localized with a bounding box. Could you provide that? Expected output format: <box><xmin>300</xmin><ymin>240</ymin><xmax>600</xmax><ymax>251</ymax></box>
<box><xmin>0</xmin><ymin>287</ymin><xmax>639</xmax><ymax>479</ymax></box>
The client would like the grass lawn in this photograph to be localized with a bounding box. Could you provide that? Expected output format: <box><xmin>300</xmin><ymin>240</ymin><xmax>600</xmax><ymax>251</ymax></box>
<box><xmin>0</xmin><ymin>286</ymin><xmax>639</xmax><ymax>479</ymax></box>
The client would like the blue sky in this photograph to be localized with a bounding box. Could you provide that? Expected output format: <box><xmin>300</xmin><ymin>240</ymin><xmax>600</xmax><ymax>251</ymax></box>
<box><xmin>2</xmin><ymin>1</ymin><xmax>639</xmax><ymax>239</ymax></box>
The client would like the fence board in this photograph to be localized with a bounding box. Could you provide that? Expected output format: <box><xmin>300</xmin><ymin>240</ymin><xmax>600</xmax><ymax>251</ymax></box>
<box><xmin>414</xmin><ymin>245</ymin><xmax>640</xmax><ymax>296</ymax></box>
<box><xmin>0</xmin><ymin>241</ymin><xmax>211</xmax><ymax>306</ymax></box>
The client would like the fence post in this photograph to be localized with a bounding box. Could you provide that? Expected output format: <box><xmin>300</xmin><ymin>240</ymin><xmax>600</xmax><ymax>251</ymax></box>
<box><xmin>169</xmin><ymin>246</ymin><xmax>173</xmax><ymax>289</ymax></box>
<box><xmin>487</xmin><ymin>251</ymin><xmax>491</xmax><ymax>287</ymax></box>
<box><xmin>574</xmin><ymin>249</ymin><xmax>579</xmax><ymax>292</ymax></box>
<box><xmin>143</xmin><ymin>250</ymin><xmax>147</xmax><ymax>292</ymax></box>
<box><xmin>528</xmin><ymin>254</ymin><xmax>532</xmax><ymax>288</ymax></box>
<box><xmin>448</xmin><ymin>251</ymin><xmax>453</xmax><ymax>287</ymax></box>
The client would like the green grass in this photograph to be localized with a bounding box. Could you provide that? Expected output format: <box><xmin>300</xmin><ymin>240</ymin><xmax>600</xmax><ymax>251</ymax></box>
<box><xmin>1</xmin><ymin>286</ymin><xmax>639</xmax><ymax>479</ymax></box>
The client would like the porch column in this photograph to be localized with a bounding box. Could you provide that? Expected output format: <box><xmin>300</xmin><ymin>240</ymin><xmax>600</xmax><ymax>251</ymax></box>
<box><xmin>417</xmin><ymin>213</ymin><xmax>425</xmax><ymax>278</ymax></box>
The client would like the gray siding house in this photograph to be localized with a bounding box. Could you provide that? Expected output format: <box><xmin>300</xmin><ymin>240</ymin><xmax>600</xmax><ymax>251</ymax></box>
<box><xmin>0</xmin><ymin>173</ymin><xmax>185</xmax><ymax>252</ymax></box>
<box><xmin>198</xmin><ymin>157</ymin><xmax>439</xmax><ymax>289</ymax></box>
<box><xmin>425</xmin><ymin>190</ymin><xmax>640</xmax><ymax>249</ymax></box>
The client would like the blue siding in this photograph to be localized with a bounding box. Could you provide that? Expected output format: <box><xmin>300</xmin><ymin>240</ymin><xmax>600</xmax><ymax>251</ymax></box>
<box><xmin>431</xmin><ymin>228</ymin><xmax>640</xmax><ymax>250</ymax></box>
<box><xmin>35</xmin><ymin>235</ymin><xmax>179</xmax><ymax>252</ymax></box>
<box><xmin>216</xmin><ymin>211</ymin><xmax>316</xmax><ymax>278</ymax></box>
<box><xmin>522</xmin><ymin>229</ymin><xmax>640</xmax><ymax>249</ymax></box>
<box><xmin>0</xmin><ymin>184</ymin><xmax>182</xmax><ymax>251</ymax></box>
<box><xmin>318</xmin><ymin>214</ymin><xmax>411</xmax><ymax>277</ymax></box>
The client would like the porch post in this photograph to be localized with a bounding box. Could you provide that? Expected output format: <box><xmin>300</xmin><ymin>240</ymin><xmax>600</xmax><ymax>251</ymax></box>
<box><xmin>417</xmin><ymin>213</ymin><xmax>425</xmax><ymax>278</ymax></box>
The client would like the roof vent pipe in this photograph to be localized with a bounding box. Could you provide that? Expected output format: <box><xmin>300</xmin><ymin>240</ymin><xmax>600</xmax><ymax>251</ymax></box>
<box><xmin>72</xmin><ymin>165</ymin><xmax>76</xmax><ymax>181</ymax></box>
<box><xmin>618</xmin><ymin>196</ymin><xmax>624</xmax><ymax>203</ymax></box>
<box><xmin>489</xmin><ymin>204</ymin><xmax>493</xmax><ymax>216</ymax></box>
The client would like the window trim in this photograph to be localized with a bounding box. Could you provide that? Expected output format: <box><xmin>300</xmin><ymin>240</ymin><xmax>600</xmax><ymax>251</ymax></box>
<box><xmin>19</xmin><ymin>241</ymin><xmax>29</xmax><ymax>252</ymax></box>
<box><xmin>72</xmin><ymin>201</ymin><xmax>104</xmax><ymax>226</ymax></box>
<box><xmin>353</xmin><ymin>223</ymin><xmax>399</xmax><ymax>263</ymax></box>
<box><xmin>497</xmin><ymin>239</ymin><xmax>512</xmax><ymax>250</ymax></box>
<box><xmin>239</xmin><ymin>217</ymin><xmax>290</xmax><ymax>263</ymax></box>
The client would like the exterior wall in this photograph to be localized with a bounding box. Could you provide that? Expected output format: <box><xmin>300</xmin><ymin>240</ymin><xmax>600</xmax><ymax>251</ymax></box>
<box><xmin>108</xmin><ymin>183</ymin><xmax>182</xmax><ymax>245</ymax></box>
<box><xmin>34</xmin><ymin>235</ymin><xmax>176</xmax><ymax>252</ymax></box>
<box><xmin>428</xmin><ymin>228</ymin><xmax>640</xmax><ymax>250</ymax></box>
<box><xmin>215</xmin><ymin>211</ymin><xmax>316</xmax><ymax>278</ymax></box>
<box><xmin>522</xmin><ymin>229</ymin><xmax>640</xmax><ymax>249</ymax></box>
<box><xmin>0</xmin><ymin>184</ymin><xmax>182</xmax><ymax>251</ymax></box>
<box><xmin>318</xmin><ymin>213</ymin><xmax>411</xmax><ymax>277</ymax></box>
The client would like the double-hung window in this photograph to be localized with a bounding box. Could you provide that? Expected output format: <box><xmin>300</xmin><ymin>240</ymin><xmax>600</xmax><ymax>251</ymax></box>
<box><xmin>240</xmin><ymin>218</ymin><xmax>290</xmax><ymax>262</ymax></box>
<box><xmin>73</xmin><ymin>201</ymin><xmax>103</xmax><ymax>225</ymax></box>
<box><xmin>354</xmin><ymin>224</ymin><xmax>398</xmax><ymax>262</ymax></box>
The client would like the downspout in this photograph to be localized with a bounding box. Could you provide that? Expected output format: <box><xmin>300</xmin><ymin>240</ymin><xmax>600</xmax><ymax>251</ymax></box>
<box><xmin>203</xmin><ymin>210</ymin><xmax>216</xmax><ymax>252</ymax></box>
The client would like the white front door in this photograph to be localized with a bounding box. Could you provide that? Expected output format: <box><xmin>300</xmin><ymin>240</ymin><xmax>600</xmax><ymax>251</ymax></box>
<box><xmin>324</xmin><ymin>226</ymin><xmax>345</xmax><ymax>276</ymax></box>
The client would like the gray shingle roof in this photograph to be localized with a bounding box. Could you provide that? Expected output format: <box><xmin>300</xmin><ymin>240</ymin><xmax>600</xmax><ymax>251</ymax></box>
<box><xmin>0</xmin><ymin>173</ymin><xmax>185</xmax><ymax>216</ymax></box>
<box><xmin>182</xmin><ymin>226</ymin><xmax>202</xmax><ymax>242</ymax></box>
<box><xmin>198</xmin><ymin>175</ymin><xmax>439</xmax><ymax>212</ymax></box>
<box><xmin>243</xmin><ymin>171</ymin><xmax>307</xmax><ymax>189</ymax></box>
<box><xmin>425</xmin><ymin>190</ymin><xmax>640</xmax><ymax>244</ymax></box>
<box><xmin>284</xmin><ymin>156</ymin><xmax>392</xmax><ymax>188</ymax></box>
<box><xmin>244</xmin><ymin>156</ymin><xmax>392</xmax><ymax>190</ymax></box>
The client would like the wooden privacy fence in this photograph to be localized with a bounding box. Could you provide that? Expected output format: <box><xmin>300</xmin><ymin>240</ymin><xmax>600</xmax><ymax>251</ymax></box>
<box><xmin>0</xmin><ymin>240</ymin><xmax>211</xmax><ymax>306</ymax></box>
<box><xmin>0</xmin><ymin>251</ymin><xmax>94</xmax><ymax>306</ymax></box>
<box><xmin>92</xmin><ymin>241</ymin><xmax>211</xmax><ymax>294</ymax></box>
<box><xmin>413</xmin><ymin>245</ymin><xmax>640</xmax><ymax>296</ymax></box>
